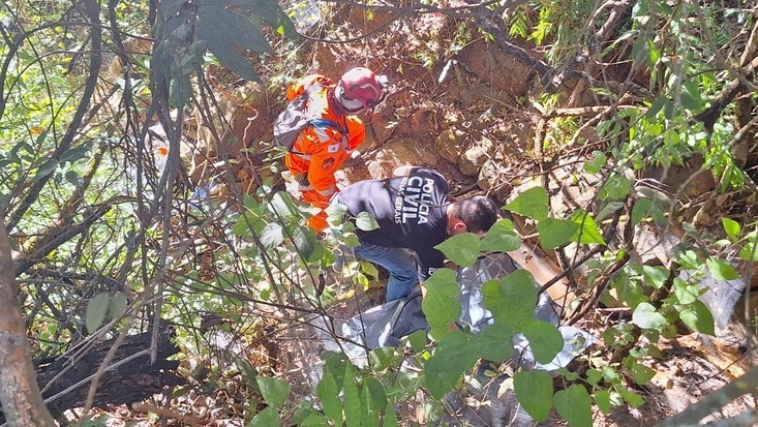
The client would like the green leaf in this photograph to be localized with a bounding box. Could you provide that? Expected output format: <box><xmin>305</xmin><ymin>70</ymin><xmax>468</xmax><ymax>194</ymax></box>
<box><xmin>422</xmin><ymin>269</ymin><xmax>461</xmax><ymax>340</ymax></box>
<box><xmin>108</xmin><ymin>293</ymin><xmax>127</xmax><ymax>320</ymax></box>
<box><xmin>407</xmin><ymin>330</ymin><xmax>428</xmax><ymax>353</ymax></box>
<box><xmin>355</xmin><ymin>211</ymin><xmax>380</xmax><ymax>231</ymax></box>
<box><xmin>521</xmin><ymin>319</ymin><xmax>564</xmax><ymax>364</ymax></box>
<box><xmin>586</xmin><ymin>369</ymin><xmax>602</xmax><ymax>386</ymax></box>
<box><xmin>679</xmin><ymin>300</ymin><xmax>715</xmax><ymax>335</ymax></box>
<box><xmin>293</xmin><ymin>226</ymin><xmax>318</xmax><ymax>261</ymax></box>
<box><xmin>326</xmin><ymin>203</ymin><xmax>348</xmax><ymax>227</ymax></box>
<box><xmin>317</xmin><ymin>366</ymin><xmax>342</xmax><ymax>424</ymax></box>
<box><xmin>672</xmin><ymin>278</ymin><xmax>699</xmax><ymax>305</ymax></box>
<box><xmin>599</xmin><ymin>175</ymin><xmax>631</xmax><ymax>201</ymax></box>
<box><xmin>583</xmin><ymin>150</ymin><xmax>607</xmax><ymax>175</ymax></box>
<box><xmin>569</xmin><ymin>210</ymin><xmax>606</xmax><ymax>245</ymax></box>
<box><xmin>706</xmin><ymin>258</ymin><xmax>739</xmax><ymax>281</ymax></box>
<box><xmin>64</xmin><ymin>170</ymin><xmax>81</xmax><ymax>186</ymax></box>
<box><xmin>553</xmin><ymin>384</ymin><xmax>592</xmax><ymax>427</ymax></box>
<box><xmin>260</xmin><ymin>222</ymin><xmax>284</xmax><ymax>248</ymax></box>
<box><xmin>249</xmin><ymin>407</ymin><xmax>278</xmax><ymax>427</ymax></box>
<box><xmin>739</xmin><ymin>240</ymin><xmax>758</xmax><ymax>262</ymax></box>
<box><xmin>424</xmin><ymin>331</ymin><xmax>479</xmax><ymax>399</ymax></box>
<box><xmin>368</xmin><ymin>347</ymin><xmax>397</xmax><ymax>371</ymax></box>
<box><xmin>360</xmin><ymin>380</ymin><xmax>378</xmax><ymax>427</ymax></box>
<box><xmin>364</xmin><ymin>377</ymin><xmax>387</xmax><ymax>410</ymax></box>
<box><xmin>169</xmin><ymin>73</ymin><xmax>193</xmax><ymax>107</ymax></box>
<box><xmin>471</xmin><ymin>325</ymin><xmax>515</xmax><ymax>362</ymax></box>
<box><xmin>594</xmin><ymin>390</ymin><xmax>612</xmax><ymax>414</ymax></box>
<box><xmin>631</xmin><ymin>198</ymin><xmax>651</xmax><ymax>226</ymax></box>
<box><xmin>161</xmin><ymin>0</ymin><xmax>187</xmax><ymax>17</ymax></box>
<box><xmin>483</xmin><ymin>269</ymin><xmax>538</xmax><ymax>329</ymax></box>
<box><xmin>514</xmin><ymin>370</ymin><xmax>554</xmax><ymax>421</ymax></box>
<box><xmin>219</xmin><ymin>0</ymin><xmax>300</xmax><ymax>39</ymax></box>
<box><xmin>343</xmin><ymin>364</ymin><xmax>361</xmax><ymax>427</ymax></box>
<box><xmin>300</xmin><ymin>414</ymin><xmax>331</xmax><ymax>426</ymax></box>
<box><xmin>645</xmin><ymin>96</ymin><xmax>667</xmax><ymax>119</ymax></box>
<box><xmin>481</xmin><ymin>219</ymin><xmax>522</xmax><ymax>252</ymax></box>
<box><xmin>504</xmin><ymin>186</ymin><xmax>549</xmax><ymax>220</ymax></box>
<box><xmin>722</xmin><ymin>218</ymin><xmax>740</xmax><ymax>242</ymax></box>
<box><xmin>383</xmin><ymin>399</ymin><xmax>399</xmax><ymax>426</ymax></box>
<box><xmin>256</xmin><ymin>376</ymin><xmax>290</xmax><ymax>409</ymax></box>
<box><xmin>86</xmin><ymin>292</ymin><xmax>110</xmax><ymax>333</ymax></box>
<box><xmin>641</xmin><ymin>265</ymin><xmax>669</xmax><ymax>290</ymax></box>
<box><xmin>434</xmin><ymin>233</ymin><xmax>480</xmax><ymax>267</ymax></box>
<box><xmin>674</xmin><ymin>248</ymin><xmax>701</xmax><ymax>270</ymax></box>
<box><xmin>632</xmin><ymin>302</ymin><xmax>667</xmax><ymax>330</ymax></box>
<box><xmin>198</xmin><ymin>4</ymin><xmax>272</xmax><ymax>54</ymax></box>
<box><xmin>36</xmin><ymin>158</ymin><xmax>58</xmax><ymax>179</ymax></box>
<box><xmin>195</xmin><ymin>17</ymin><xmax>260</xmax><ymax>81</ymax></box>
<box><xmin>628</xmin><ymin>363</ymin><xmax>655</xmax><ymax>385</ymax></box>
<box><xmin>538</xmin><ymin>218</ymin><xmax>579</xmax><ymax>249</ymax></box>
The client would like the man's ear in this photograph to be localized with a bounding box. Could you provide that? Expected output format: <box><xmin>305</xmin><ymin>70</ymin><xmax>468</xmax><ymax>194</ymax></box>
<box><xmin>451</xmin><ymin>218</ymin><xmax>468</xmax><ymax>233</ymax></box>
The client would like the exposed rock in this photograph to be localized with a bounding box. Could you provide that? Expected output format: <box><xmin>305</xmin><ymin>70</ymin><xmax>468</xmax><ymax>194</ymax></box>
<box><xmin>477</xmin><ymin>159</ymin><xmax>512</xmax><ymax>200</ymax></box>
<box><xmin>434</xmin><ymin>128</ymin><xmax>467</xmax><ymax>163</ymax></box>
<box><xmin>365</xmin><ymin>139</ymin><xmax>441</xmax><ymax>179</ymax></box>
<box><xmin>459</xmin><ymin>137</ymin><xmax>493</xmax><ymax>177</ymax></box>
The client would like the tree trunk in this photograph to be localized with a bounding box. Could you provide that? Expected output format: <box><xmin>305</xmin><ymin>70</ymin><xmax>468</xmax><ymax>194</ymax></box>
<box><xmin>0</xmin><ymin>215</ymin><xmax>56</xmax><ymax>426</ymax></box>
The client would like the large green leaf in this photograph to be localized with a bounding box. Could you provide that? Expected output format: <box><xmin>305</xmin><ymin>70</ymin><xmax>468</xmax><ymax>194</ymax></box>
<box><xmin>195</xmin><ymin>17</ymin><xmax>260</xmax><ymax>81</ymax></box>
<box><xmin>672</xmin><ymin>277</ymin><xmax>699</xmax><ymax>305</ymax></box>
<box><xmin>423</xmin><ymin>331</ymin><xmax>479</xmax><ymax>399</ymax></box>
<box><xmin>480</xmin><ymin>219</ymin><xmax>522</xmax><ymax>252</ymax></box>
<box><xmin>504</xmin><ymin>186</ymin><xmax>549</xmax><ymax>220</ymax></box>
<box><xmin>198</xmin><ymin>3</ymin><xmax>272</xmax><ymax>54</ymax></box>
<box><xmin>355</xmin><ymin>211</ymin><xmax>380</xmax><ymax>231</ymax></box>
<box><xmin>343</xmin><ymin>364</ymin><xmax>361</xmax><ymax>427</ymax></box>
<box><xmin>161</xmin><ymin>0</ymin><xmax>188</xmax><ymax>17</ymax></box>
<box><xmin>249</xmin><ymin>407</ymin><xmax>278</xmax><ymax>427</ymax></box>
<box><xmin>216</xmin><ymin>0</ymin><xmax>300</xmax><ymax>39</ymax></box>
<box><xmin>679</xmin><ymin>300</ymin><xmax>715</xmax><ymax>335</ymax></box>
<box><xmin>554</xmin><ymin>385</ymin><xmax>592</xmax><ymax>427</ymax></box>
<box><xmin>538</xmin><ymin>218</ymin><xmax>579</xmax><ymax>249</ymax></box>
<box><xmin>256</xmin><ymin>376</ymin><xmax>290</xmax><ymax>409</ymax></box>
<box><xmin>422</xmin><ymin>269</ymin><xmax>461</xmax><ymax>340</ymax></box>
<box><xmin>260</xmin><ymin>222</ymin><xmax>284</xmax><ymax>248</ymax></box>
<box><xmin>722</xmin><ymin>217</ymin><xmax>740</xmax><ymax>242</ymax></box>
<box><xmin>293</xmin><ymin>225</ymin><xmax>319</xmax><ymax>261</ymax></box>
<box><xmin>360</xmin><ymin>380</ymin><xmax>379</xmax><ymax>427</ymax></box>
<box><xmin>483</xmin><ymin>269</ymin><xmax>538</xmax><ymax>329</ymax></box>
<box><xmin>598</xmin><ymin>175</ymin><xmax>631</xmax><ymax>201</ymax></box>
<box><xmin>641</xmin><ymin>265</ymin><xmax>669</xmax><ymax>289</ymax></box>
<box><xmin>569</xmin><ymin>210</ymin><xmax>606</xmax><ymax>245</ymax></box>
<box><xmin>705</xmin><ymin>258</ymin><xmax>739</xmax><ymax>281</ymax></box>
<box><xmin>434</xmin><ymin>233</ymin><xmax>480</xmax><ymax>267</ymax></box>
<box><xmin>470</xmin><ymin>325</ymin><xmax>515</xmax><ymax>362</ymax></box>
<box><xmin>631</xmin><ymin>302</ymin><xmax>667</xmax><ymax>330</ymax></box>
<box><xmin>514</xmin><ymin>370</ymin><xmax>554</xmax><ymax>421</ymax></box>
<box><xmin>317</xmin><ymin>366</ymin><xmax>342</xmax><ymax>424</ymax></box>
<box><xmin>521</xmin><ymin>319</ymin><xmax>563</xmax><ymax>364</ymax></box>
<box><xmin>85</xmin><ymin>292</ymin><xmax>110</xmax><ymax>333</ymax></box>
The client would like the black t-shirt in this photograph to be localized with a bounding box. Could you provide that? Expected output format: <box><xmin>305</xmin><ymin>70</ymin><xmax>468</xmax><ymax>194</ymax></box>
<box><xmin>333</xmin><ymin>167</ymin><xmax>450</xmax><ymax>280</ymax></box>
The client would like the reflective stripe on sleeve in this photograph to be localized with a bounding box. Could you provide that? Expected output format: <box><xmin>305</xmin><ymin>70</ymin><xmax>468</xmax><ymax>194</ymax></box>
<box><xmin>291</xmin><ymin>152</ymin><xmax>312</xmax><ymax>161</ymax></box>
<box><xmin>317</xmin><ymin>187</ymin><xmax>336</xmax><ymax>196</ymax></box>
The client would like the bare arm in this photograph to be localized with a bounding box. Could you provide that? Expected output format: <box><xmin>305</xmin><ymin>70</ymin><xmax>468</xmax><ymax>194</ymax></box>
<box><xmin>392</xmin><ymin>164</ymin><xmax>417</xmax><ymax>177</ymax></box>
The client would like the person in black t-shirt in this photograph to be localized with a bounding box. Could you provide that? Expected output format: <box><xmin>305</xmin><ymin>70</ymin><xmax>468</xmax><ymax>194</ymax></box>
<box><xmin>330</xmin><ymin>165</ymin><xmax>499</xmax><ymax>301</ymax></box>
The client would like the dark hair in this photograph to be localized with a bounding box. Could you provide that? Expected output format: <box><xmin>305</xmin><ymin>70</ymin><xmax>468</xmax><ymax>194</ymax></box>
<box><xmin>452</xmin><ymin>195</ymin><xmax>499</xmax><ymax>233</ymax></box>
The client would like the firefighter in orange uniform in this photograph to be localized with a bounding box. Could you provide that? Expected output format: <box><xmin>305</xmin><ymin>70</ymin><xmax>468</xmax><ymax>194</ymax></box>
<box><xmin>283</xmin><ymin>67</ymin><xmax>388</xmax><ymax>232</ymax></box>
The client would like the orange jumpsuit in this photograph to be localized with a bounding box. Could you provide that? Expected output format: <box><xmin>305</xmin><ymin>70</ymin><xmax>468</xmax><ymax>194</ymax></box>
<box><xmin>283</xmin><ymin>75</ymin><xmax>366</xmax><ymax>232</ymax></box>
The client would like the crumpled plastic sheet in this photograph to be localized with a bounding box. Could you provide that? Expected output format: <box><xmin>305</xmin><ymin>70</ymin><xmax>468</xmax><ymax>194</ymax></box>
<box><xmin>340</xmin><ymin>252</ymin><xmax>594</xmax><ymax>369</ymax></box>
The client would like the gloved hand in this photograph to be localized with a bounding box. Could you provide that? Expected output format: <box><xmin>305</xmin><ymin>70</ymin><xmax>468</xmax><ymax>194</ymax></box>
<box><xmin>342</xmin><ymin>151</ymin><xmax>365</xmax><ymax>168</ymax></box>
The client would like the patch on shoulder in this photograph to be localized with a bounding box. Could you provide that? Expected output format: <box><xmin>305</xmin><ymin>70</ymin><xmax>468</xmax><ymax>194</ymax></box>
<box><xmin>322</xmin><ymin>157</ymin><xmax>335</xmax><ymax>170</ymax></box>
